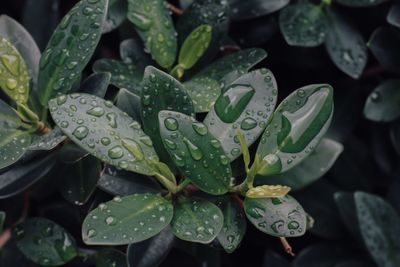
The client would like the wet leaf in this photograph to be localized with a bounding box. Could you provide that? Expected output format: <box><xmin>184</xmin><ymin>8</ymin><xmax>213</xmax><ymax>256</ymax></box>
<box><xmin>246</xmin><ymin>185</ymin><xmax>291</xmax><ymax>199</ymax></box>
<box><xmin>257</xmin><ymin>84</ymin><xmax>334</xmax><ymax>176</ymax></box>
<box><xmin>279</xmin><ymin>2</ymin><xmax>328</xmax><ymax>47</ymax></box>
<box><xmin>28</xmin><ymin>127</ymin><xmax>66</xmax><ymax>151</ymax></box>
<box><xmin>82</xmin><ymin>193</ymin><xmax>173</xmax><ymax>245</ymax></box>
<box><xmin>388</xmin><ymin>4</ymin><xmax>400</xmax><ymax>28</ymax></box>
<box><xmin>0</xmin><ymin>129</ymin><xmax>31</xmax><ymax>170</ymax></box>
<box><xmin>13</xmin><ymin>217</ymin><xmax>77</xmax><ymax>266</ymax></box>
<box><xmin>171</xmin><ymin>197</ymin><xmax>223</xmax><ymax>243</ymax></box>
<box><xmin>79</xmin><ymin>72</ymin><xmax>111</xmax><ymax>98</ymax></box>
<box><xmin>115</xmin><ymin>88</ymin><xmax>141</xmax><ymax>122</ymax></box>
<box><xmin>230</xmin><ymin>0</ymin><xmax>290</xmax><ymax>21</ymax></box>
<box><xmin>127</xmin><ymin>0</ymin><xmax>177</xmax><ymax>68</ymax></box>
<box><xmin>336</xmin><ymin>0</ymin><xmax>388</xmax><ymax>7</ymax></box>
<box><xmin>324</xmin><ymin>9</ymin><xmax>367</xmax><ymax>79</ymax></box>
<box><xmin>158</xmin><ymin>111</ymin><xmax>233</xmax><ymax>195</ymax></box>
<box><xmin>204</xmin><ymin>68</ymin><xmax>278</xmax><ymax>161</ymax></box>
<box><xmin>0</xmin><ymin>36</ymin><xmax>30</xmax><ymax>104</ymax></box>
<box><xmin>0</xmin><ymin>98</ymin><xmax>24</xmax><ymax>129</ymax></box>
<box><xmin>102</xmin><ymin>0</ymin><xmax>127</xmax><ymax>34</ymax></box>
<box><xmin>119</xmin><ymin>38</ymin><xmax>153</xmax><ymax>68</ymax></box>
<box><xmin>368</xmin><ymin>27</ymin><xmax>400</xmax><ymax>73</ymax></box>
<box><xmin>37</xmin><ymin>0</ymin><xmax>108</xmax><ymax>106</ymax></box>
<box><xmin>49</xmin><ymin>93</ymin><xmax>158</xmax><ymax>175</ymax></box>
<box><xmin>96</xmin><ymin>249</ymin><xmax>127</xmax><ymax>267</ymax></box>
<box><xmin>244</xmin><ymin>195</ymin><xmax>307</xmax><ymax>237</ymax></box>
<box><xmin>355</xmin><ymin>192</ymin><xmax>400</xmax><ymax>267</ymax></box>
<box><xmin>184</xmin><ymin>48</ymin><xmax>267</xmax><ymax>112</ymax></box>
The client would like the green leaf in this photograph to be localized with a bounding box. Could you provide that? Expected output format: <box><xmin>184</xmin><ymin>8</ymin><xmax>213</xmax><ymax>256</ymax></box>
<box><xmin>171</xmin><ymin>197</ymin><xmax>223</xmax><ymax>243</ymax></box>
<box><xmin>364</xmin><ymin>80</ymin><xmax>400</xmax><ymax>122</ymax></box>
<box><xmin>28</xmin><ymin>127</ymin><xmax>66</xmax><ymax>151</ymax></box>
<box><xmin>259</xmin><ymin>138</ymin><xmax>343</xmax><ymax>190</ymax></box>
<box><xmin>246</xmin><ymin>185</ymin><xmax>291</xmax><ymax>198</ymax></box>
<box><xmin>0</xmin><ymin>129</ymin><xmax>31</xmax><ymax>170</ymax></box>
<box><xmin>236</xmin><ymin>130</ymin><xmax>250</xmax><ymax>171</ymax></box>
<box><xmin>119</xmin><ymin>38</ymin><xmax>153</xmax><ymax>68</ymax></box>
<box><xmin>216</xmin><ymin>196</ymin><xmax>246</xmax><ymax>253</ymax></box>
<box><xmin>178</xmin><ymin>24</ymin><xmax>212</xmax><ymax>70</ymax></box>
<box><xmin>13</xmin><ymin>217</ymin><xmax>77</xmax><ymax>266</ymax></box>
<box><xmin>230</xmin><ymin>0</ymin><xmax>290</xmax><ymax>21</ymax></box>
<box><xmin>388</xmin><ymin>4</ymin><xmax>400</xmax><ymax>28</ymax></box>
<box><xmin>256</xmin><ymin>84</ymin><xmax>334</xmax><ymax>176</ymax></box>
<box><xmin>368</xmin><ymin>27</ymin><xmax>400</xmax><ymax>73</ymax></box>
<box><xmin>158</xmin><ymin>111</ymin><xmax>233</xmax><ymax>195</ymax></box>
<box><xmin>79</xmin><ymin>72</ymin><xmax>111</xmax><ymax>98</ymax></box>
<box><xmin>279</xmin><ymin>3</ymin><xmax>328</xmax><ymax>47</ymax></box>
<box><xmin>59</xmin><ymin>156</ymin><xmax>101</xmax><ymax>205</ymax></box>
<box><xmin>0</xmin><ymin>98</ymin><xmax>23</xmax><ymax>129</ymax></box>
<box><xmin>334</xmin><ymin>192</ymin><xmax>363</xmax><ymax>241</ymax></box>
<box><xmin>324</xmin><ymin>9</ymin><xmax>367</xmax><ymax>79</ymax></box>
<box><xmin>82</xmin><ymin>193</ymin><xmax>173</xmax><ymax>245</ymax></box>
<box><xmin>93</xmin><ymin>59</ymin><xmax>142</xmax><ymax>94</ymax></box>
<box><xmin>58</xmin><ymin>143</ymin><xmax>89</xmax><ymax>164</ymax></box>
<box><xmin>336</xmin><ymin>0</ymin><xmax>388</xmax><ymax>7</ymax></box>
<box><xmin>127</xmin><ymin>0</ymin><xmax>177</xmax><ymax>68</ymax></box>
<box><xmin>0</xmin><ymin>211</ymin><xmax>5</xmax><ymax>232</ymax></box>
<box><xmin>102</xmin><ymin>0</ymin><xmax>127</xmax><ymax>34</ymax></box>
<box><xmin>204</xmin><ymin>68</ymin><xmax>278</xmax><ymax>161</ymax></box>
<box><xmin>37</xmin><ymin>0</ymin><xmax>108</xmax><ymax>106</ymax></box>
<box><xmin>0</xmin><ymin>36</ymin><xmax>30</xmax><ymax>104</ymax></box>
<box><xmin>49</xmin><ymin>93</ymin><xmax>158</xmax><ymax>175</ymax></box>
<box><xmin>96</xmin><ymin>249</ymin><xmax>127</xmax><ymax>267</ymax></box>
<box><xmin>244</xmin><ymin>195</ymin><xmax>307</xmax><ymax>237</ymax></box>
<box><xmin>141</xmin><ymin>66</ymin><xmax>194</xmax><ymax>166</ymax></box>
<box><xmin>184</xmin><ymin>48</ymin><xmax>267</xmax><ymax>112</ymax></box>
<box><xmin>355</xmin><ymin>191</ymin><xmax>400</xmax><ymax>267</ymax></box>
<box><xmin>115</xmin><ymin>88</ymin><xmax>141</xmax><ymax>122</ymax></box>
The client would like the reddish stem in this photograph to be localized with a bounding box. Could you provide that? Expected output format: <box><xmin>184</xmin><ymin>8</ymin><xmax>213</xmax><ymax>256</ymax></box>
<box><xmin>279</xmin><ymin>237</ymin><xmax>295</xmax><ymax>257</ymax></box>
<box><xmin>168</xmin><ymin>3</ymin><xmax>183</xmax><ymax>16</ymax></box>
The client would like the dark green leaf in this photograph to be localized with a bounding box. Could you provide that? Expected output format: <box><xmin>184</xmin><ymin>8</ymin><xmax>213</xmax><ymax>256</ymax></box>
<box><xmin>79</xmin><ymin>72</ymin><xmax>111</xmax><ymax>98</ymax></box>
<box><xmin>102</xmin><ymin>0</ymin><xmax>127</xmax><ymax>34</ymax></box>
<box><xmin>355</xmin><ymin>191</ymin><xmax>400</xmax><ymax>267</ymax></box>
<box><xmin>256</xmin><ymin>84</ymin><xmax>334</xmax><ymax>176</ymax></box>
<box><xmin>334</xmin><ymin>192</ymin><xmax>363</xmax><ymax>242</ymax></box>
<box><xmin>230</xmin><ymin>0</ymin><xmax>290</xmax><ymax>21</ymax></box>
<box><xmin>119</xmin><ymin>38</ymin><xmax>153</xmax><ymax>68</ymax></box>
<box><xmin>216</xmin><ymin>196</ymin><xmax>246</xmax><ymax>253</ymax></box>
<box><xmin>58</xmin><ymin>143</ymin><xmax>89</xmax><ymax>163</ymax></box>
<box><xmin>115</xmin><ymin>88</ymin><xmax>141</xmax><ymax>121</ymax></box>
<box><xmin>127</xmin><ymin>0</ymin><xmax>177</xmax><ymax>68</ymax></box>
<box><xmin>38</xmin><ymin>0</ymin><xmax>108</xmax><ymax>106</ymax></box>
<box><xmin>171</xmin><ymin>197</ymin><xmax>223</xmax><ymax>243</ymax></box>
<box><xmin>184</xmin><ymin>48</ymin><xmax>267</xmax><ymax>112</ymax></box>
<box><xmin>96</xmin><ymin>249</ymin><xmax>127</xmax><ymax>267</ymax></box>
<box><xmin>368</xmin><ymin>27</ymin><xmax>400</xmax><ymax>73</ymax></box>
<box><xmin>0</xmin><ymin>211</ymin><xmax>5</xmax><ymax>232</ymax></box>
<box><xmin>0</xmin><ymin>98</ymin><xmax>23</xmax><ymax>129</ymax></box>
<box><xmin>0</xmin><ymin>129</ymin><xmax>31</xmax><ymax>170</ymax></box>
<box><xmin>159</xmin><ymin>111</ymin><xmax>233</xmax><ymax>195</ymax></box>
<box><xmin>336</xmin><ymin>0</ymin><xmax>388</xmax><ymax>7</ymax></box>
<box><xmin>141</xmin><ymin>66</ymin><xmax>194</xmax><ymax>166</ymax></box>
<box><xmin>324</xmin><ymin>9</ymin><xmax>367</xmax><ymax>78</ymax></box>
<box><xmin>263</xmin><ymin>250</ymin><xmax>290</xmax><ymax>267</ymax></box>
<box><xmin>279</xmin><ymin>3</ymin><xmax>328</xmax><ymax>47</ymax></box>
<box><xmin>388</xmin><ymin>4</ymin><xmax>400</xmax><ymax>28</ymax></box>
<box><xmin>14</xmin><ymin>217</ymin><xmax>77</xmax><ymax>266</ymax></box>
<box><xmin>204</xmin><ymin>68</ymin><xmax>278</xmax><ymax>161</ymax></box>
<box><xmin>49</xmin><ymin>93</ymin><xmax>158</xmax><ymax>175</ymax></box>
<box><xmin>28</xmin><ymin>127</ymin><xmax>66</xmax><ymax>151</ymax></box>
<box><xmin>82</xmin><ymin>193</ymin><xmax>173</xmax><ymax>245</ymax></box>
<box><xmin>127</xmin><ymin>227</ymin><xmax>174</xmax><ymax>267</ymax></box>
<box><xmin>244</xmin><ymin>195</ymin><xmax>306</xmax><ymax>237</ymax></box>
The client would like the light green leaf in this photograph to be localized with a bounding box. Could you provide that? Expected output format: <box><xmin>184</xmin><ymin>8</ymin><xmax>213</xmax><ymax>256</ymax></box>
<box><xmin>244</xmin><ymin>195</ymin><xmax>307</xmax><ymax>237</ymax></box>
<box><xmin>38</xmin><ymin>0</ymin><xmax>108</xmax><ymax>106</ymax></box>
<box><xmin>204</xmin><ymin>69</ymin><xmax>278</xmax><ymax>161</ymax></box>
<box><xmin>355</xmin><ymin>192</ymin><xmax>400</xmax><ymax>267</ymax></box>
<box><xmin>279</xmin><ymin>2</ymin><xmax>328</xmax><ymax>47</ymax></box>
<box><xmin>184</xmin><ymin>48</ymin><xmax>267</xmax><ymax>113</ymax></box>
<box><xmin>127</xmin><ymin>0</ymin><xmax>177</xmax><ymax>68</ymax></box>
<box><xmin>102</xmin><ymin>0</ymin><xmax>127</xmax><ymax>34</ymax></box>
<box><xmin>0</xmin><ymin>36</ymin><xmax>30</xmax><ymax>104</ymax></box>
<box><xmin>0</xmin><ymin>98</ymin><xmax>23</xmax><ymax>129</ymax></box>
<box><xmin>256</xmin><ymin>84</ymin><xmax>334</xmax><ymax>176</ymax></box>
<box><xmin>171</xmin><ymin>197</ymin><xmax>223</xmax><ymax>244</ymax></box>
<box><xmin>336</xmin><ymin>0</ymin><xmax>388</xmax><ymax>7</ymax></box>
<box><xmin>82</xmin><ymin>193</ymin><xmax>173</xmax><ymax>245</ymax></box>
<box><xmin>159</xmin><ymin>111</ymin><xmax>233</xmax><ymax>195</ymax></box>
<box><xmin>28</xmin><ymin>127</ymin><xmax>66</xmax><ymax>151</ymax></box>
<box><xmin>49</xmin><ymin>93</ymin><xmax>158</xmax><ymax>175</ymax></box>
<box><xmin>236</xmin><ymin>130</ymin><xmax>250</xmax><ymax>171</ymax></box>
<box><xmin>246</xmin><ymin>185</ymin><xmax>291</xmax><ymax>199</ymax></box>
<box><xmin>13</xmin><ymin>217</ymin><xmax>77</xmax><ymax>266</ymax></box>
<box><xmin>0</xmin><ymin>129</ymin><xmax>31</xmax><ymax>170</ymax></box>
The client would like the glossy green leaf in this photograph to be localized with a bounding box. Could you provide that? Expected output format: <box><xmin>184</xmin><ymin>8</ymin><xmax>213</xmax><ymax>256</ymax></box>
<box><xmin>93</xmin><ymin>59</ymin><xmax>142</xmax><ymax>94</ymax></box>
<box><xmin>0</xmin><ymin>129</ymin><xmax>31</xmax><ymax>170</ymax></box>
<box><xmin>184</xmin><ymin>48</ymin><xmax>267</xmax><ymax>112</ymax></box>
<box><xmin>96</xmin><ymin>249</ymin><xmax>127</xmax><ymax>267</ymax></box>
<box><xmin>257</xmin><ymin>84</ymin><xmax>334</xmax><ymax>176</ymax></box>
<box><xmin>102</xmin><ymin>0</ymin><xmax>127</xmax><ymax>34</ymax></box>
<box><xmin>171</xmin><ymin>197</ymin><xmax>223</xmax><ymax>243</ymax></box>
<box><xmin>37</xmin><ymin>0</ymin><xmax>108</xmax><ymax>106</ymax></box>
<box><xmin>127</xmin><ymin>0</ymin><xmax>177</xmax><ymax>68</ymax></box>
<box><xmin>28</xmin><ymin>127</ymin><xmax>66</xmax><ymax>151</ymax></box>
<box><xmin>178</xmin><ymin>24</ymin><xmax>212</xmax><ymax>70</ymax></box>
<box><xmin>141</xmin><ymin>66</ymin><xmax>194</xmax><ymax>166</ymax></box>
<box><xmin>336</xmin><ymin>0</ymin><xmax>388</xmax><ymax>7</ymax></box>
<box><xmin>216</xmin><ymin>196</ymin><xmax>246</xmax><ymax>253</ymax></box>
<box><xmin>334</xmin><ymin>192</ymin><xmax>363</xmax><ymax>241</ymax></box>
<box><xmin>244</xmin><ymin>195</ymin><xmax>306</xmax><ymax>237</ymax></box>
<box><xmin>364</xmin><ymin>80</ymin><xmax>400</xmax><ymax>122</ymax></box>
<box><xmin>159</xmin><ymin>111</ymin><xmax>233</xmax><ymax>195</ymax></box>
<box><xmin>13</xmin><ymin>217</ymin><xmax>77</xmax><ymax>266</ymax></box>
<box><xmin>355</xmin><ymin>192</ymin><xmax>400</xmax><ymax>267</ymax></box>
<box><xmin>204</xmin><ymin>69</ymin><xmax>278</xmax><ymax>161</ymax></box>
<box><xmin>388</xmin><ymin>4</ymin><xmax>400</xmax><ymax>28</ymax></box>
<box><xmin>236</xmin><ymin>130</ymin><xmax>250</xmax><ymax>171</ymax></box>
<box><xmin>246</xmin><ymin>185</ymin><xmax>291</xmax><ymax>198</ymax></box>
<box><xmin>115</xmin><ymin>88</ymin><xmax>141</xmax><ymax>122</ymax></box>
<box><xmin>58</xmin><ymin>143</ymin><xmax>89</xmax><ymax>164</ymax></box>
<box><xmin>59</xmin><ymin>156</ymin><xmax>101</xmax><ymax>205</ymax></box>
<box><xmin>82</xmin><ymin>193</ymin><xmax>173</xmax><ymax>245</ymax></box>
<box><xmin>0</xmin><ymin>211</ymin><xmax>5</xmax><ymax>232</ymax></box>
<box><xmin>49</xmin><ymin>93</ymin><xmax>158</xmax><ymax>175</ymax></box>
<box><xmin>0</xmin><ymin>98</ymin><xmax>23</xmax><ymax>129</ymax></box>
<box><xmin>79</xmin><ymin>72</ymin><xmax>111</xmax><ymax>98</ymax></box>
<box><xmin>230</xmin><ymin>0</ymin><xmax>290</xmax><ymax>21</ymax></box>
<box><xmin>324</xmin><ymin>9</ymin><xmax>367</xmax><ymax>79</ymax></box>
<box><xmin>368</xmin><ymin>27</ymin><xmax>400</xmax><ymax>73</ymax></box>
<box><xmin>0</xmin><ymin>36</ymin><xmax>30</xmax><ymax>104</ymax></box>
<box><xmin>260</xmin><ymin>138</ymin><xmax>343</xmax><ymax>191</ymax></box>
<box><xmin>119</xmin><ymin>38</ymin><xmax>153</xmax><ymax>68</ymax></box>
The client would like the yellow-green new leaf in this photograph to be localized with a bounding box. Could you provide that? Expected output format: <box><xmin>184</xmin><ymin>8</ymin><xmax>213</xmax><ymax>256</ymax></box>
<box><xmin>246</xmin><ymin>185</ymin><xmax>291</xmax><ymax>199</ymax></box>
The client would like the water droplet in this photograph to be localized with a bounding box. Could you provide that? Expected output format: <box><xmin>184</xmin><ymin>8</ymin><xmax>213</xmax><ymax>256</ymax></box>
<box><xmin>87</xmin><ymin>229</ymin><xmax>97</xmax><ymax>238</ymax></box>
<box><xmin>53</xmin><ymin>49</ymin><xmax>70</xmax><ymax>66</ymax></box>
<box><xmin>297</xmin><ymin>89</ymin><xmax>305</xmax><ymax>98</ymax></box>
<box><xmin>73</xmin><ymin>126</ymin><xmax>89</xmax><ymax>140</ymax></box>
<box><xmin>371</xmin><ymin>91</ymin><xmax>380</xmax><ymax>102</ymax></box>
<box><xmin>129</xmin><ymin>11</ymin><xmax>152</xmax><ymax>30</ymax></box>
<box><xmin>87</xmin><ymin>106</ymin><xmax>105</xmax><ymax>117</ymax></box>
<box><xmin>106</xmin><ymin>112</ymin><xmax>118</xmax><ymax>128</ymax></box>
<box><xmin>108</xmin><ymin>145</ymin><xmax>124</xmax><ymax>159</ymax></box>
<box><xmin>240</xmin><ymin>117</ymin><xmax>257</xmax><ymax>130</ymax></box>
<box><xmin>6</xmin><ymin>78</ymin><xmax>17</xmax><ymax>90</ymax></box>
<box><xmin>139</xmin><ymin>135</ymin><xmax>153</xmax><ymax>146</ymax></box>
<box><xmin>210</xmin><ymin>139</ymin><xmax>221</xmax><ymax>148</ymax></box>
<box><xmin>1</xmin><ymin>54</ymin><xmax>19</xmax><ymax>75</ymax></box>
<box><xmin>105</xmin><ymin>216</ymin><xmax>116</xmax><ymax>226</ymax></box>
<box><xmin>220</xmin><ymin>155</ymin><xmax>229</xmax><ymax>165</ymax></box>
<box><xmin>122</xmin><ymin>139</ymin><xmax>144</xmax><ymax>160</ymax></box>
<box><xmin>164</xmin><ymin>139</ymin><xmax>176</xmax><ymax>150</ymax></box>
<box><xmin>101</xmin><ymin>137</ymin><xmax>111</xmax><ymax>146</ymax></box>
<box><xmin>60</xmin><ymin>121</ymin><xmax>69</xmax><ymax>128</ymax></box>
<box><xmin>172</xmin><ymin>153</ymin><xmax>185</xmax><ymax>167</ymax></box>
<box><xmin>192</xmin><ymin>122</ymin><xmax>208</xmax><ymax>135</ymax></box>
<box><xmin>164</xmin><ymin>117</ymin><xmax>178</xmax><ymax>131</ymax></box>
<box><xmin>183</xmin><ymin>138</ymin><xmax>203</xmax><ymax>160</ymax></box>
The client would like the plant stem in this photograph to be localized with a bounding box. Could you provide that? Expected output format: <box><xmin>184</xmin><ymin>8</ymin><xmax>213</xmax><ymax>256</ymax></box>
<box><xmin>279</xmin><ymin>237</ymin><xmax>295</xmax><ymax>257</ymax></box>
<box><xmin>154</xmin><ymin>172</ymin><xmax>178</xmax><ymax>193</ymax></box>
<box><xmin>167</xmin><ymin>3</ymin><xmax>183</xmax><ymax>16</ymax></box>
<box><xmin>176</xmin><ymin>178</ymin><xmax>190</xmax><ymax>193</ymax></box>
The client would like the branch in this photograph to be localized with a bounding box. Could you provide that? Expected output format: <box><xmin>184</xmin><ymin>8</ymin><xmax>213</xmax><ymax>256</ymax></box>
<box><xmin>167</xmin><ymin>3</ymin><xmax>183</xmax><ymax>16</ymax></box>
<box><xmin>279</xmin><ymin>237</ymin><xmax>295</xmax><ymax>257</ymax></box>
